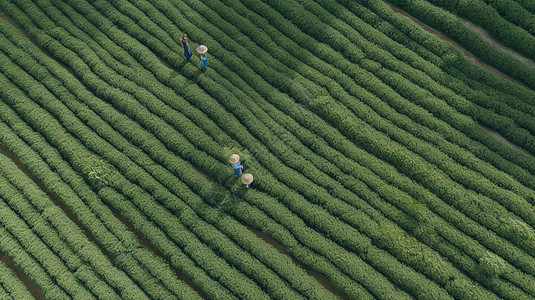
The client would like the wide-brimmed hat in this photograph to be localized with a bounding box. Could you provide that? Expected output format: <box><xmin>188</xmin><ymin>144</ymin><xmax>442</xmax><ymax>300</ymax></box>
<box><xmin>196</xmin><ymin>45</ymin><xmax>208</xmax><ymax>54</ymax></box>
<box><xmin>241</xmin><ymin>173</ymin><xmax>253</xmax><ymax>185</ymax></box>
<box><xmin>229</xmin><ymin>154</ymin><xmax>240</xmax><ymax>163</ymax></box>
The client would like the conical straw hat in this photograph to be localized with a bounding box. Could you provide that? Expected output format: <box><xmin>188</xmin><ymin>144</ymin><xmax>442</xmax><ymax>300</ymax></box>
<box><xmin>241</xmin><ymin>173</ymin><xmax>253</xmax><ymax>185</ymax></box>
<box><xmin>229</xmin><ymin>154</ymin><xmax>240</xmax><ymax>163</ymax></box>
<box><xmin>196</xmin><ymin>45</ymin><xmax>208</xmax><ymax>54</ymax></box>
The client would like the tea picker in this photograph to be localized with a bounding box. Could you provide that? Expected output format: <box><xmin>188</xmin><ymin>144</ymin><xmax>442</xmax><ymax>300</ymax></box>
<box><xmin>197</xmin><ymin>45</ymin><xmax>208</xmax><ymax>70</ymax></box>
<box><xmin>241</xmin><ymin>173</ymin><xmax>253</xmax><ymax>188</ymax></box>
<box><xmin>182</xmin><ymin>34</ymin><xmax>192</xmax><ymax>61</ymax></box>
<box><xmin>229</xmin><ymin>154</ymin><xmax>243</xmax><ymax>176</ymax></box>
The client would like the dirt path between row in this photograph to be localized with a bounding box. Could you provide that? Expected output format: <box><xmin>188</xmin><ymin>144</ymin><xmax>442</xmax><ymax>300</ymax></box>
<box><xmin>0</xmin><ymin>252</ymin><xmax>44</xmax><ymax>299</ymax></box>
<box><xmin>0</xmin><ymin>144</ymin><xmax>44</xmax><ymax>299</ymax></box>
<box><xmin>0</xmin><ymin>142</ymin><xmax>210</xmax><ymax>299</ymax></box>
<box><xmin>0</xmin><ymin>8</ymin><xmax>210</xmax><ymax>299</ymax></box>
<box><xmin>0</xmin><ymin>146</ymin><xmax>116</xmax><ymax>264</ymax></box>
<box><xmin>384</xmin><ymin>1</ymin><xmax>528</xmax><ymax>151</ymax></box>
<box><xmin>0</xmin><ymin>9</ymin><xmax>78</xmax><ymax>78</ymax></box>
<box><xmin>384</xmin><ymin>1</ymin><xmax>534</xmax><ymax>84</ymax></box>
<box><xmin>0</xmin><ymin>144</ymin><xmax>110</xmax><ymax>300</ymax></box>
<box><xmin>247</xmin><ymin>226</ymin><xmax>350</xmax><ymax>300</ymax></box>
<box><xmin>461</xmin><ymin>20</ymin><xmax>535</xmax><ymax>68</ymax></box>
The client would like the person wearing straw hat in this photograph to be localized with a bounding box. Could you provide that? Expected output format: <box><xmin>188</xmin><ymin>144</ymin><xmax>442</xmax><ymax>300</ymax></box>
<box><xmin>229</xmin><ymin>154</ymin><xmax>243</xmax><ymax>176</ymax></box>
<box><xmin>182</xmin><ymin>34</ymin><xmax>192</xmax><ymax>62</ymax></box>
<box><xmin>197</xmin><ymin>45</ymin><xmax>208</xmax><ymax>70</ymax></box>
<box><xmin>241</xmin><ymin>173</ymin><xmax>253</xmax><ymax>188</ymax></box>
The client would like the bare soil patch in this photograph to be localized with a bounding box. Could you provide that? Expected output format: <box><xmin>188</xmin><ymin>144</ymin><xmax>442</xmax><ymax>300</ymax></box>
<box><xmin>480</xmin><ymin>125</ymin><xmax>524</xmax><ymax>150</ymax></box>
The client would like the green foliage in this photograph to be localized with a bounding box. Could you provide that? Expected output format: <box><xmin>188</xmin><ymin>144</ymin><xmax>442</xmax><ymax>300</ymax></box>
<box><xmin>1</xmin><ymin>0</ymin><xmax>535</xmax><ymax>299</ymax></box>
<box><xmin>0</xmin><ymin>260</ymin><xmax>34</xmax><ymax>299</ymax></box>
<box><xmin>479</xmin><ymin>252</ymin><xmax>507</xmax><ymax>278</ymax></box>
<box><xmin>85</xmin><ymin>159</ymin><xmax>112</xmax><ymax>190</ymax></box>
<box><xmin>387</xmin><ymin>0</ymin><xmax>535</xmax><ymax>90</ymax></box>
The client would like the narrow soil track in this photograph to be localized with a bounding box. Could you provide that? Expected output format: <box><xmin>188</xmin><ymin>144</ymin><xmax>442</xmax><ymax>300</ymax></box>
<box><xmin>460</xmin><ymin>20</ymin><xmax>535</xmax><ymax>68</ymax></box>
<box><xmin>247</xmin><ymin>227</ymin><xmax>350</xmax><ymax>300</ymax></box>
<box><xmin>1</xmin><ymin>144</ymin><xmax>209</xmax><ymax>299</ymax></box>
<box><xmin>0</xmin><ymin>143</ymin><xmax>119</xmax><ymax>260</ymax></box>
<box><xmin>384</xmin><ymin>1</ymin><xmax>533</xmax><ymax>87</ymax></box>
<box><xmin>0</xmin><ymin>9</ymin><xmax>77</xmax><ymax>78</ymax></box>
<box><xmin>107</xmin><ymin>205</ymin><xmax>211</xmax><ymax>299</ymax></box>
<box><xmin>0</xmin><ymin>252</ymin><xmax>44</xmax><ymax>299</ymax></box>
<box><xmin>385</xmin><ymin>1</ymin><xmax>528</xmax><ymax>151</ymax></box>
<box><xmin>0</xmin><ymin>144</ymin><xmax>120</xmax><ymax>293</ymax></box>
<box><xmin>0</xmin><ymin>9</ymin><xmax>211</xmax><ymax>299</ymax></box>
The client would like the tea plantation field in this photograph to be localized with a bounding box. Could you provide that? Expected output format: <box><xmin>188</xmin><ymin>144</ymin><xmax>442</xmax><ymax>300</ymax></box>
<box><xmin>1</xmin><ymin>0</ymin><xmax>535</xmax><ymax>299</ymax></box>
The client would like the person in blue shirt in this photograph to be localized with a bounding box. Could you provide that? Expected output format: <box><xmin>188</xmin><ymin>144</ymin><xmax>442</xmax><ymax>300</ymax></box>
<box><xmin>197</xmin><ymin>45</ymin><xmax>208</xmax><ymax>70</ymax></box>
<box><xmin>199</xmin><ymin>52</ymin><xmax>208</xmax><ymax>69</ymax></box>
<box><xmin>229</xmin><ymin>154</ymin><xmax>243</xmax><ymax>176</ymax></box>
<box><xmin>241</xmin><ymin>173</ymin><xmax>253</xmax><ymax>188</ymax></box>
<box><xmin>182</xmin><ymin>34</ymin><xmax>192</xmax><ymax>62</ymax></box>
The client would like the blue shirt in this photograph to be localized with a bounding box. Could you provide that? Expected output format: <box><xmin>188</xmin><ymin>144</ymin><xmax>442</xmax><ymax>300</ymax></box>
<box><xmin>231</xmin><ymin>160</ymin><xmax>243</xmax><ymax>175</ymax></box>
<box><xmin>230</xmin><ymin>161</ymin><xmax>242</xmax><ymax>169</ymax></box>
<box><xmin>200</xmin><ymin>56</ymin><xmax>208</xmax><ymax>68</ymax></box>
<box><xmin>184</xmin><ymin>43</ymin><xmax>192</xmax><ymax>60</ymax></box>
